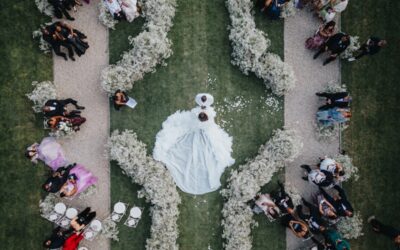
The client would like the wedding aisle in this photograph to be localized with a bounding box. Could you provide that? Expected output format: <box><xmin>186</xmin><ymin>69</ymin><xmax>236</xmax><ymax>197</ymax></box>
<box><xmin>53</xmin><ymin>1</ymin><xmax>110</xmax><ymax>249</ymax></box>
<box><xmin>284</xmin><ymin>10</ymin><xmax>341</xmax><ymax>250</ymax></box>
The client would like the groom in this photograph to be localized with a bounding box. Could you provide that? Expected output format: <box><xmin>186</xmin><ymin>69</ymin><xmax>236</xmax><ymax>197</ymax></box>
<box><xmin>195</xmin><ymin>93</ymin><xmax>214</xmax><ymax>109</ymax></box>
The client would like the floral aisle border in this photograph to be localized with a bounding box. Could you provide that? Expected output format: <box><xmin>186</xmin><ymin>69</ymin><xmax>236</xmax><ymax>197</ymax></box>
<box><xmin>101</xmin><ymin>0</ymin><xmax>177</xmax><ymax>94</ymax></box>
<box><xmin>108</xmin><ymin>130</ymin><xmax>180</xmax><ymax>250</ymax></box>
<box><xmin>225</xmin><ymin>0</ymin><xmax>295</xmax><ymax>96</ymax></box>
<box><xmin>221</xmin><ymin>129</ymin><xmax>302</xmax><ymax>250</ymax></box>
<box><xmin>35</xmin><ymin>0</ymin><xmax>53</xmax><ymax>17</ymax></box>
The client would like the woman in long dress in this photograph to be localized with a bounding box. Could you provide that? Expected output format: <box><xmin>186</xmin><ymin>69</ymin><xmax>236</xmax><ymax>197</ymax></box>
<box><xmin>153</xmin><ymin>106</ymin><xmax>235</xmax><ymax>195</ymax></box>
<box><xmin>26</xmin><ymin>137</ymin><xmax>68</xmax><ymax>170</ymax></box>
<box><xmin>59</xmin><ymin>164</ymin><xmax>97</xmax><ymax>197</ymax></box>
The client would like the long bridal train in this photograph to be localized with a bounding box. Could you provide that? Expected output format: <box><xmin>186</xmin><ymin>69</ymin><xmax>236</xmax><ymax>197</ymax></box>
<box><xmin>153</xmin><ymin>106</ymin><xmax>235</xmax><ymax>195</ymax></box>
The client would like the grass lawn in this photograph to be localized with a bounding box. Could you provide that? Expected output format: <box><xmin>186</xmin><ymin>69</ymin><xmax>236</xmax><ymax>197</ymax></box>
<box><xmin>109</xmin><ymin>0</ymin><xmax>285</xmax><ymax>249</ymax></box>
<box><xmin>0</xmin><ymin>1</ymin><xmax>53</xmax><ymax>249</ymax></box>
<box><xmin>342</xmin><ymin>1</ymin><xmax>400</xmax><ymax>250</ymax></box>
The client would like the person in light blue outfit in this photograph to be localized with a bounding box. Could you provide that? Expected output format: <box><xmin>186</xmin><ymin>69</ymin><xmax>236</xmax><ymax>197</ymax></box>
<box><xmin>317</xmin><ymin>108</ymin><xmax>351</xmax><ymax>127</ymax></box>
<box><xmin>261</xmin><ymin>0</ymin><xmax>291</xmax><ymax>20</ymax></box>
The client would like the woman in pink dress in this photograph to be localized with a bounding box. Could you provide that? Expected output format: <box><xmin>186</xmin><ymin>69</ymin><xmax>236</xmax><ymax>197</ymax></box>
<box><xmin>25</xmin><ymin>137</ymin><xmax>68</xmax><ymax>171</ymax></box>
<box><xmin>59</xmin><ymin>164</ymin><xmax>97</xmax><ymax>197</ymax></box>
<box><xmin>305</xmin><ymin>21</ymin><xmax>336</xmax><ymax>50</ymax></box>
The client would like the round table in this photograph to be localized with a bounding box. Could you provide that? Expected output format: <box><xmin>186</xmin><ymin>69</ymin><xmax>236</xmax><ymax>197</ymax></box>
<box><xmin>66</xmin><ymin>208</ymin><xmax>78</xmax><ymax>219</ymax></box>
<box><xmin>54</xmin><ymin>203</ymin><xmax>66</xmax><ymax>214</ymax></box>
<box><xmin>114</xmin><ymin>202</ymin><xmax>126</xmax><ymax>214</ymax></box>
<box><xmin>130</xmin><ymin>207</ymin><xmax>142</xmax><ymax>218</ymax></box>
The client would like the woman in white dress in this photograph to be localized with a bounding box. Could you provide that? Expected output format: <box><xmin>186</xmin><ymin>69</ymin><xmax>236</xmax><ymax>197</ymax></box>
<box><xmin>153</xmin><ymin>106</ymin><xmax>235</xmax><ymax>195</ymax></box>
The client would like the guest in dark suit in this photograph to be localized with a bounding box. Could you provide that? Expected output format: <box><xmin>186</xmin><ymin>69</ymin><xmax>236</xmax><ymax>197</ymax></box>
<box><xmin>49</xmin><ymin>0</ymin><xmax>75</xmax><ymax>20</ymax></box>
<box><xmin>42</xmin><ymin>164</ymin><xmax>76</xmax><ymax>193</ymax></box>
<box><xmin>42</xmin><ymin>27</ymin><xmax>75</xmax><ymax>61</ymax></box>
<box><xmin>348</xmin><ymin>37</ymin><xmax>387</xmax><ymax>61</ymax></box>
<box><xmin>368</xmin><ymin>216</ymin><xmax>400</xmax><ymax>248</ymax></box>
<box><xmin>42</xmin><ymin>98</ymin><xmax>84</xmax><ymax>118</ymax></box>
<box><xmin>316</xmin><ymin>91</ymin><xmax>351</xmax><ymax>110</ymax></box>
<box><xmin>43</xmin><ymin>226</ymin><xmax>73</xmax><ymax>249</ymax></box>
<box><xmin>313</xmin><ymin>33</ymin><xmax>350</xmax><ymax>65</ymax></box>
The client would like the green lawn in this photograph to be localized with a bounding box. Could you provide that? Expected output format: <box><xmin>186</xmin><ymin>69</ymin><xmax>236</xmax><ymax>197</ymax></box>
<box><xmin>342</xmin><ymin>1</ymin><xmax>400</xmax><ymax>250</ymax></box>
<box><xmin>0</xmin><ymin>1</ymin><xmax>53</xmax><ymax>249</ymax></box>
<box><xmin>109</xmin><ymin>0</ymin><xmax>284</xmax><ymax>249</ymax></box>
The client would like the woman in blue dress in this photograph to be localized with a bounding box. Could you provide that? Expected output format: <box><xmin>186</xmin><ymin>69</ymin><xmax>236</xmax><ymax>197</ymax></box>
<box><xmin>261</xmin><ymin>0</ymin><xmax>290</xmax><ymax>19</ymax></box>
<box><xmin>317</xmin><ymin>108</ymin><xmax>351</xmax><ymax>127</ymax></box>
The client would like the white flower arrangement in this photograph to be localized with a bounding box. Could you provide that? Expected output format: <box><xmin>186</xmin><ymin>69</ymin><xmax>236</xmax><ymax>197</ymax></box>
<box><xmin>39</xmin><ymin>193</ymin><xmax>59</xmax><ymax>219</ymax></box>
<box><xmin>285</xmin><ymin>182</ymin><xmax>302</xmax><ymax>206</ymax></box>
<box><xmin>336</xmin><ymin>211</ymin><xmax>364</xmax><ymax>239</ymax></box>
<box><xmin>101</xmin><ymin>0</ymin><xmax>177</xmax><ymax>94</ymax></box>
<box><xmin>226</xmin><ymin>0</ymin><xmax>295</xmax><ymax>96</ymax></box>
<box><xmin>35</xmin><ymin>0</ymin><xmax>54</xmax><ymax>17</ymax></box>
<box><xmin>341</xmin><ymin>35</ymin><xmax>361</xmax><ymax>59</ymax></box>
<box><xmin>26</xmin><ymin>81</ymin><xmax>57</xmax><ymax>113</ymax></box>
<box><xmin>45</xmin><ymin>120</ymin><xmax>76</xmax><ymax>138</ymax></box>
<box><xmin>32</xmin><ymin>28</ymin><xmax>52</xmax><ymax>54</ymax></box>
<box><xmin>334</xmin><ymin>154</ymin><xmax>359</xmax><ymax>182</ymax></box>
<box><xmin>98</xmin><ymin>1</ymin><xmax>119</xmax><ymax>29</ymax></box>
<box><xmin>107</xmin><ymin>130</ymin><xmax>180</xmax><ymax>250</ymax></box>
<box><xmin>101</xmin><ymin>217</ymin><xmax>120</xmax><ymax>241</ymax></box>
<box><xmin>280</xmin><ymin>0</ymin><xmax>298</xmax><ymax>19</ymax></box>
<box><xmin>221</xmin><ymin>129</ymin><xmax>302</xmax><ymax>250</ymax></box>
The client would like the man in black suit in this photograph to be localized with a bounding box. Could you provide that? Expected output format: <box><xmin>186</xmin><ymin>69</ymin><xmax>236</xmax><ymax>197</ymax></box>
<box><xmin>42</xmin><ymin>164</ymin><xmax>76</xmax><ymax>193</ymax></box>
<box><xmin>42</xmin><ymin>27</ymin><xmax>75</xmax><ymax>61</ymax></box>
<box><xmin>319</xmin><ymin>185</ymin><xmax>354</xmax><ymax>218</ymax></box>
<box><xmin>316</xmin><ymin>91</ymin><xmax>351</xmax><ymax>110</ymax></box>
<box><xmin>43</xmin><ymin>227</ymin><xmax>73</xmax><ymax>249</ymax></box>
<box><xmin>49</xmin><ymin>0</ymin><xmax>75</xmax><ymax>21</ymax></box>
<box><xmin>314</xmin><ymin>33</ymin><xmax>350</xmax><ymax>65</ymax></box>
<box><xmin>42</xmin><ymin>98</ymin><xmax>84</xmax><ymax>118</ymax></box>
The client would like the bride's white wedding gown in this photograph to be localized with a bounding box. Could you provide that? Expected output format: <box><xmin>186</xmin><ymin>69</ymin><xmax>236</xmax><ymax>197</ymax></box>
<box><xmin>153</xmin><ymin>107</ymin><xmax>235</xmax><ymax>195</ymax></box>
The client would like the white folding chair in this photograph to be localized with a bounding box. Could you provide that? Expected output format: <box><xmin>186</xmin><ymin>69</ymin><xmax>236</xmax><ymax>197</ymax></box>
<box><xmin>124</xmin><ymin>207</ymin><xmax>142</xmax><ymax>228</ymax></box>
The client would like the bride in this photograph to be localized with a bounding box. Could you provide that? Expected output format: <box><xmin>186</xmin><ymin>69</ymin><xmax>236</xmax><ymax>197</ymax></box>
<box><xmin>153</xmin><ymin>100</ymin><xmax>235</xmax><ymax>195</ymax></box>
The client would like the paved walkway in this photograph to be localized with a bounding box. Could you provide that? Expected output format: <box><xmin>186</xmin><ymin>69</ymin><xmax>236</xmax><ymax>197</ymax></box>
<box><xmin>53</xmin><ymin>1</ymin><xmax>110</xmax><ymax>249</ymax></box>
<box><xmin>284</xmin><ymin>10</ymin><xmax>340</xmax><ymax>250</ymax></box>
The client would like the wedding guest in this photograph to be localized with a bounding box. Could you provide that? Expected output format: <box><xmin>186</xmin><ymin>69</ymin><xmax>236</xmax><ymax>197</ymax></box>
<box><xmin>329</xmin><ymin>0</ymin><xmax>348</xmax><ymax>13</ymax></box>
<box><xmin>261</xmin><ymin>0</ymin><xmax>291</xmax><ymax>20</ymax></box>
<box><xmin>112</xmin><ymin>89</ymin><xmax>128</xmax><ymax>110</ymax></box>
<box><xmin>319</xmin><ymin>185</ymin><xmax>353</xmax><ymax>217</ymax></box>
<box><xmin>271</xmin><ymin>181</ymin><xmax>295</xmax><ymax>214</ymax></box>
<box><xmin>42</xmin><ymin>164</ymin><xmax>76</xmax><ymax>193</ymax></box>
<box><xmin>319</xmin><ymin>6</ymin><xmax>336</xmax><ymax>23</ymax></box>
<box><xmin>281</xmin><ymin>214</ymin><xmax>311</xmax><ymax>239</ymax></box>
<box><xmin>120</xmin><ymin>0</ymin><xmax>141</xmax><ymax>22</ymax></box>
<box><xmin>70</xmin><ymin>207</ymin><xmax>96</xmax><ymax>232</ymax></box>
<box><xmin>297</xmin><ymin>199</ymin><xmax>327</xmax><ymax>234</ymax></box>
<box><xmin>104</xmin><ymin>0</ymin><xmax>126</xmax><ymax>20</ymax></box>
<box><xmin>43</xmin><ymin>227</ymin><xmax>73</xmax><ymax>249</ymax></box>
<box><xmin>62</xmin><ymin>232</ymin><xmax>84</xmax><ymax>250</ymax></box>
<box><xmin>59</xmin><ymin>164</ymin><xmax>97</xmax><ymax>198</ymax></box>
<box><xmin>253</xmin><ymin>193</ymin><xmax>281</xmax><ymax>219</ymax></box>
<box><xmin>317</xmin><ymin>108</ymin><xmax>351</xmax><ymax>127</ymax></box>
<box><xmin>306</xmin><ymin>21</ymin><xmax>337</xmax><ymax>50</ymax></box>
<box><xmin>43</xmin><ymin>98</ymin><xmax>84</xmax><ymax>118</ymax></box>
<box><xmin>368</xmin><ymin>216</ymin><xmax>400</xmax><ymax>248</ymax></box>
<box><xmin>314</xmin><ymin>33</ymin><xmax>350</xmax><ymax>65</ymax></box>
<box><xmin>301</xmin><ymin>165</ymin><xmax>334</xmax><ymax>187</ymax></box>
<box><xmin>316</xmin><ymin>92</ymin><xmax>351</xmax><ymax>110</ymax></box>
<box><xmin>53</xmin><ymin>23</ymin><xmax>89</xmax><ymax>57</ymax></box>
<box><xmin>323</xmin><ymin>229</ymin><xmax>351</xmax><ymax>250</ymax></box>
<box><xmin>41</xmin><ymin>27</ymin><xmax>75</xmax><ymax>61</ymax></box>
<box><xmin>348</xmin><ymin>37</ymin><xmax>387</xmax><ymax>61</ymax></box>
<box><xmin>317</xmin><ymin>193</ymin><xmax>338</xmax><ymax>220</ymax></box>
<box><xmin>318</xmin><ymin>157</ymin><xmax>345</xmax><ymax>182</ymax></box>
<box><xmin>25</xmin><ymin>137</ymin><xmax>68</xmax><ymax>170</ymax></box>
<box><xmin>49</xmin><ymin>0</ymin><xmax>75</xmax><ymax>20</ymax></box>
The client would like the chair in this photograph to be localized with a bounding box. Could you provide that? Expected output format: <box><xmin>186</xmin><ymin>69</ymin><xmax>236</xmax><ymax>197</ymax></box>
<box><xmin>124</xmin><ymin>207</ymin><xmax>142</xmax><ymax>228</ymax></box>
<box><xmin>111</xmin><ymin>202</ymin><xmax>128</xmax><ymax>222</ymax></box>
<box><xmin>46</xmin><ymin>202</ymin><xmax>66</xmax><ymax>223</ymax></box>
<box><xmin>58</xmin><ymin>207</ymin><xmax>78</xmax><ymax>228</ymax></box>
<box><xmin>83</xmin><ymin>219</ymin><xmax>102</xmax><ymax>241</ymax></box>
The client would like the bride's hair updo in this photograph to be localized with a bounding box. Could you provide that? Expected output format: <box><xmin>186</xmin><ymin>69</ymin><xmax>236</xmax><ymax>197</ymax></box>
<box><xmin>198</xmin><ymin>112</ymin><xmax>208</xmax><ymax>122</ymax></box>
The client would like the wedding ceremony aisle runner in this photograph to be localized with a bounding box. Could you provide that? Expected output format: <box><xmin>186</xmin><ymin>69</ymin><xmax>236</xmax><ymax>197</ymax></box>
<box><xmin>53</xmin><ymin>1</ymin><xmax>110</xmax><ymax>249</ymax></box>
<box><xmin>284</xmin><ymin>10</ymin><xmax>340</xmax><ymax>250</ymax></box>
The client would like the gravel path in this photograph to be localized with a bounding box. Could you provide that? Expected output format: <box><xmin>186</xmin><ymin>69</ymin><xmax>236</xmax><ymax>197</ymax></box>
<box><xmin>53</xmin><ymin>1</ymin><xmax>110</xmax><ymax>249</ymax></box>
<box><xmin>284</xmin><ymin>9</ymin><xmax>340</xmax><ymax>250</ymax></box>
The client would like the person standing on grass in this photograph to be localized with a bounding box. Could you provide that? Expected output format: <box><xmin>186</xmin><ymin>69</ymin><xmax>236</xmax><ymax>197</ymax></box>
<box><xmin>348</xmin><ymin>37</ymin><xmax>387</xmax><ymax>61</ymax></box>
<box><xmin>319</xmin><ymin>185</ymin><xmax>354</xmax><ymax>218</ymax></box>
<box><xmin>313</xmin><ymin>33</ymin><xmax>350</xmax><ymax>66</ymax></box>
<box><xmin>368</xmin><ymin>216</ymin><xmax>400</xmax><ymax>248</ymax></box>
